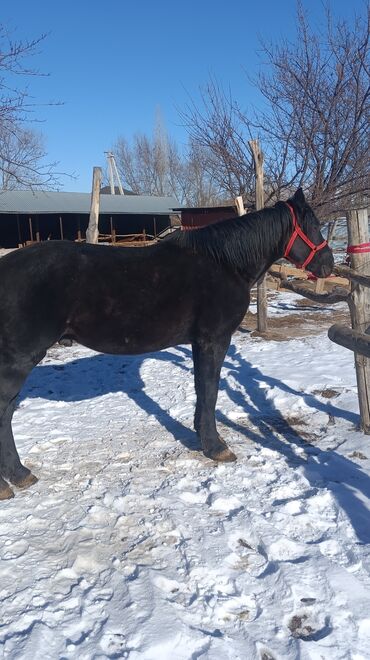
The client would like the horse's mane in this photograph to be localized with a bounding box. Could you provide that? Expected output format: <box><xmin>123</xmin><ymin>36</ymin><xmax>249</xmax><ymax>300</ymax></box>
<box><xmin>170</xmin><ymin>202</ymin><xmax>288</xmax><ymax>271</ymax></box>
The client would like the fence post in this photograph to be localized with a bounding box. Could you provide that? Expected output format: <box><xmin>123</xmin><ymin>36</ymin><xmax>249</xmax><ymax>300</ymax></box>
<box><xmin>347</xmin><ymin>208</ymin><xmax>370</xmax><ymax>432</ymax></box>
<box><xmin>86</xmin><ymin>167</ymin><xmax>102</xmax><ymax>244</ymax></box>
<box><xmin>235</xmin><ymin>196</ymin><xmax>245</xmax><ymax>217</ymax></box>
<box><xmin>249</xmin><ymin>139</ymin><xmax>267</xmax><ymax>333</ymax></box>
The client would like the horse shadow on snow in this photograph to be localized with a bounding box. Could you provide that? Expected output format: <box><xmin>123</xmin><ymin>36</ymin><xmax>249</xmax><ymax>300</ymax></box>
<box><xmin>18</xmin><ymin>341</ymin><xmax>370</xmax><ymax>544</ymax></box>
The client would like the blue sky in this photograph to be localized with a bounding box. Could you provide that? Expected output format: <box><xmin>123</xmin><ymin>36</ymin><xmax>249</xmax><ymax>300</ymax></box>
<box><xmin>3</xmin><ymin>0</ymin><xmax>367</xmax><ymax>191</ymax></box>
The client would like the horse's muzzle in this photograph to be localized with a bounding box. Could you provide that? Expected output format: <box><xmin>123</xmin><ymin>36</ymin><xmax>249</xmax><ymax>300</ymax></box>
<box><xmin>309</xmin><ymin>247</ymin><xmax>334</xmax><ymax>278</ymax></box>
<box><xmin>317</xmin><ymin>262</ymin><xmax>334</xmax><ymax>278</ymax></box>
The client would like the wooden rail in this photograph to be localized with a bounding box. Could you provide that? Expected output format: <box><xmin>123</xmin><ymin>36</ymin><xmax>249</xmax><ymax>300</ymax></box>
<box><xmin>280</xmin><ymin>280</ymin><xmax>349</xmax><ymax>304</ymax></box>
<box><xmin>334</xmin><ymin>264</ymin><xmax>370</xmax><ymax>289</ymax></box>
<box><xmin>268</xmin><ymin>264</ymin><xmax>350</xmax><ymax>303</ymax></box>
<box><xmin>268</xmin><ymin>263</ymin><xmax>349</xmax><ymax>290</ymax></box>
<box><xmin>328</xmin><ymin>324</ymin><xmax>370</xmax><ymax>358</ymax></box>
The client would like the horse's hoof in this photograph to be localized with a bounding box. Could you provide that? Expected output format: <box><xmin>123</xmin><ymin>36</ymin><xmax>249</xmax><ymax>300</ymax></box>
<box><xmin>0</xmin><ymin>485</ymin><xmax>15</xmax><ymax>500</ymax></box>
<box><xmin>12</xmin><ymin>472</ymin><xmax>38</xmax><ymax>490</ymax></box>
<box><xmin>204</xmin><ymin>447</ymin><xmax>237</xmax><ymax>462</ymax></box>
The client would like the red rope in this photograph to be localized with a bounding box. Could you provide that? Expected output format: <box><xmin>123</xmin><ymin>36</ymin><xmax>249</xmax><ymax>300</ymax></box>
<box><xmin>284</xmin><ymin>203</ymin><xmax>327</xmax><ymax>269</ymax></box>
<box><xmin>347</xmin><ymin>243</ymin><xmax>370</xmax><ymax>254</ymax></box>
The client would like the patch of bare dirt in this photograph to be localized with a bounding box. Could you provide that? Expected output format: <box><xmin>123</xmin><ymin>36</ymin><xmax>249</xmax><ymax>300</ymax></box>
<box><xmin>349</xmin><ymin>450</ymin><xmax>368</xmax><ymax>460</ymax></box>
<box><xmin>241</xmin><ymin>290</ymin><xmax>350</xmax><ymax>341</ymax></box>
<box><xmin>287</xmin><ymin>612</ymin><xmax>332</xmax><ymax>642</ymax></box>
<box><xmin>288</xmin><ymin>614</ymin><xmax>315</xmax><ymax>639</ymax></box>
<box><xmin>312</xmin><ymin>388</ymin><xmax>340</xmax><ymax>399</ymax></box>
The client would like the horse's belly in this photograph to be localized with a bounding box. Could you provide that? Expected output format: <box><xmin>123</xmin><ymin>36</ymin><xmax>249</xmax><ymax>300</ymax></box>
<box><xmin>71</xmin><ymin>314</ymin><xmax>192</xmax><ymax>356</ymax></box>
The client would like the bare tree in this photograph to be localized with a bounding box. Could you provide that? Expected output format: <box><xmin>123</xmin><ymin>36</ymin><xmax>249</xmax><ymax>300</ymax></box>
<box><xmin>181</xmin><ymin>3</ymin><xmax>370</xmax><ymax>217</ymax></box>
<box><xmin>253</xmin><ymin>3</ymin><xmax>370</xmax><ymax>216</ymax></box>
<box><xmin>113</xmin><ymin>133</ymin><xmax>168</xmax><ymax>196</ymax></box>
<box><xmin>112</xmin><ymin>124</ymin><xmax>222</xmax><ymax>205</ymax></box>
<box><xmin>167</xmin><ymin>139</ymin><xmax>222</xmax><ymax>206</ymax></box>
<box><xmin>0</xmin><ymin>24</ymin><xmax>60</xmax><ymax>190</ymax></box>
<box><xmin>180</xmin><ymin>80</ymin><xmax>255</xmax><ymax>201</ymax></box>
<box><xmin>0</xmin><ymin>125</ymin><xmax>53</xmax><ymax>190</ymax></box>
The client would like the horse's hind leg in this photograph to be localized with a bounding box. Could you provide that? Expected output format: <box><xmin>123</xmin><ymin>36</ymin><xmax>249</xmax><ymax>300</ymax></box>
<box><xmin>0</xmin><ymin>401</ymin><xmax>17</xmax><ymax>499</ymax></box>
<box><xmin>0</xmin><ymin>361</ymin><xmax>41</xmax><ymax>498</ymax></box>
<box><xmin>0</xmin><ymin>399</ymin><xmax>38</xmax><ymax>489</ymax></box>
<box><xmin>0</xmin><ymin>474</ymin><xmax>14</xmax><ymax>500</ymax></box>
<box><xmin>192</xmin><ymin>337</ymin><xmax>236</xmax><ymax>462</ymax></box>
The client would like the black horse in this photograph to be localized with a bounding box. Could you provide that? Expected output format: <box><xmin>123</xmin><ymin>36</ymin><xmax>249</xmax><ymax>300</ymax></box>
<box><xmin>0</xmin><ymin>188</ymin><xmax>333</xmax><ymax>500</ymax></box>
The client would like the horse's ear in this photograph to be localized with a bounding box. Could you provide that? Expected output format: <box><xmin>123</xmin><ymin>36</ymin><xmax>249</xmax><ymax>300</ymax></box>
<box><xmin>293</xmin><ymin>188</ymin><xmax>306</xmax><ymax>206</ymax></box>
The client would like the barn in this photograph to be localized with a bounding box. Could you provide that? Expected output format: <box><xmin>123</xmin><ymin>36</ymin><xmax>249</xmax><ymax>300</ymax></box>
<box><xmin>175</xmin><ymin>203</ymin><xmax>239</xmax><ymax>229</ymax></box>
<box><xmin>0</xmin><ymin>190</ymin><xmax>180</xmax><ymax>248</ymax></box>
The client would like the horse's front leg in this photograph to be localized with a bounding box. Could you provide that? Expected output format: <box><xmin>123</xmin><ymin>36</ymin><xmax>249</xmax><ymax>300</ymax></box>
<box><xmin>192</xmin><ymin>337</ymin><xmax>236</xmax><ymax>462</ymax></box>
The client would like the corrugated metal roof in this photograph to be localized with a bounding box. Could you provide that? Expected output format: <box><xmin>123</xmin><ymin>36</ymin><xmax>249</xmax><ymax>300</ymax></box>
<box><xmin>0</xmin><ymin>190</ymin><xmax>180</xmax><ymax>215</ymax></box>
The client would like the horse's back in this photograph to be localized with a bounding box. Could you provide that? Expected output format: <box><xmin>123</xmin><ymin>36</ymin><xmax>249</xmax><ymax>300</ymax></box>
<box><xmin>0</xmin><ymin>239</ymin><xmax>250</xmax><ymax>357</ymax></box>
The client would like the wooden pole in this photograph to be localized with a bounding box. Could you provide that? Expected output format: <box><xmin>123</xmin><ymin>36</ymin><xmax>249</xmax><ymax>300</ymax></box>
<box><xmin>249</xmin><ymin>139</ymin><xmax>267</xmax><ymax>333</ymax></box>
<box><xmin>235</xmin><ymin>196</ymin><xmax>245</xmax><ymax>217</ymax></box>
<box><xmin>16</xmin><ymin>214</ymin><xmax>22</xmax><ymax>246</ymax></box>
<box><xmin>28</xmin><ymin>217</ymin><xmax>34</xmax><ymax>242</ymax></box>
<box><xmin>86</xmin><ymin>167</ymin><xmax>102</xmax><ymax>244</ymax></box>
<box><xmin>347</xmin><ymin>208</ymin><xmax>370</xmax><ymax>432</ymax></box>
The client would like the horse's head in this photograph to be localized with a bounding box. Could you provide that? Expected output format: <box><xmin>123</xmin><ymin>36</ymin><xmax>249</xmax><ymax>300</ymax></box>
<box><xmin>283</xmin><ymin>188</ymin><xmax>334</xmax><ymax>278</ymax></box>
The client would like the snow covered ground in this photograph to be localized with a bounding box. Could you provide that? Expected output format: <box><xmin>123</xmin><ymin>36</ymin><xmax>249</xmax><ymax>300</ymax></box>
<box><xmin>1</xmin><ymin>293</ymin><xmax>370</xmax><ymax>659</ymax></box>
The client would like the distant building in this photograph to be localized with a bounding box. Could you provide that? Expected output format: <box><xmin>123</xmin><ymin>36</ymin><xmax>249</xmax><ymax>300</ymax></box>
<box><xmin>0</xmin><ymin>190</ymin><xmax>179</xmax><ymax>248</ymax></box>
<box><xmin>174</xmin><ymin>202</ymin><xmax>242</xmax><ymax>230</ymax></box>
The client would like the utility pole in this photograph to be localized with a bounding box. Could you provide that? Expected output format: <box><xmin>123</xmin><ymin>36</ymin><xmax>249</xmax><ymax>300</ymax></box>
<box><xmin>105</xmin><ymin>152</ymin><xmax>124</xmax><ymax>195</ymax></box>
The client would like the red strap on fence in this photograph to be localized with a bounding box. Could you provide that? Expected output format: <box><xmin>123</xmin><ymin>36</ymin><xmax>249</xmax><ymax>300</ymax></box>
<box><xmin>347</xmin><ymin>243</ymin><xmax>370</xmax><ymax>254</ymax></box>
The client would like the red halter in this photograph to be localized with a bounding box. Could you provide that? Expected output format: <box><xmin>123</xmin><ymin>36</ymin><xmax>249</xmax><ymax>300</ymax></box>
<box><xmin>284</xmin><ymin>203</ymin><xmax>328</xmax><ymax>270</ymax></box>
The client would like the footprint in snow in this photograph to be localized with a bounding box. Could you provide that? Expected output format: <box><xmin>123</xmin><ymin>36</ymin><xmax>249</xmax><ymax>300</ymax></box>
<box><xmin>213</xmin><ymin>592</ymin><xmax>259</xmax><ymax>624</ymax></box>
<box><xmin>177</xmin><ymin>474</ymin><xmax>219</xmax><ymax>505</ymax></box>
<box><xmin>305</xmin><ymin>490</ymin><xmax>338</xmax><ymax>525</ymax></box>
<box><xmin>210</xmin><ymin>496</ymin><xmax>243</xmax><ymax>516</ymax></box>
<box><xmin>179</xmin><ymin>490</ymin><xmax>209</xmax><ymax>505</ymax></box>
<box><xmin>99</xmin><ymin>632</ymin><xmax>127</xmax><ymax>656</ymax></box>
<box><xmin>256</xmin><ymin>646</ymin><xmax>276</xmax><ymax>660</ymax></box>
<box><xmin>225</xmin><ymin>537</ymin><xmax>268</xmax><ymax>577</ymax></box>
<box><xmin>153</xmin><ymin>575</ymin><xmax>193</xmax><ymax>607</ymax></box>
<box><xmin>268</xmin><ymin>537</ymin><xmax>308</xmax><ymax>563</ymax></box>
<box><xmin>0</xmin><ymin>540</ymin><xmax>29</xmax><ymax>561</ymax></box>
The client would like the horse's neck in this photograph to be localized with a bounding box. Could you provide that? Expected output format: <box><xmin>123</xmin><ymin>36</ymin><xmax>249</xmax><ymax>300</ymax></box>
<box><xmin>174</xmin><ymin>205</ymin><xmax>290</xmax><ymax>279</ymax></box>
<box><xmin>239</xmin><ymin>206</ymin><xmax>288</xmax><ymax>280</ymax></box>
